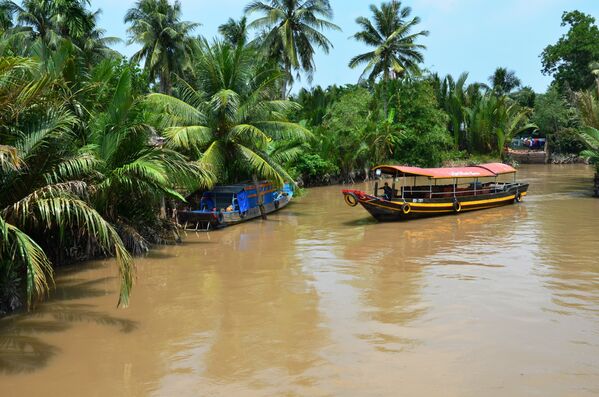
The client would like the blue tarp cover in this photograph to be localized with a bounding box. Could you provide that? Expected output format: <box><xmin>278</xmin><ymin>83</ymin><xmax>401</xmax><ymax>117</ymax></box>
<box><xmin>237</xmin><ymin>190</ymin><xmax>249</xmax><ymax>213</ymax></box>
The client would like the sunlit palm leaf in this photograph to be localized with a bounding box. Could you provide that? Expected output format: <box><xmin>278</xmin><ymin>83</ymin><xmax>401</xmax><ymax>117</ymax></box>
<box><xmin>163</xmin><ymin>125</ymin><xmax>213</xmax><ymax>150</ymax></box>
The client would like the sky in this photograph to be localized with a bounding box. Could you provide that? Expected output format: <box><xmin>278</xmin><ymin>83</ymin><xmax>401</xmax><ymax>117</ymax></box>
<box><xmin>92</xmin><ymin>0</ymin><xmax>599</xmax><ymax>93</ymax></box>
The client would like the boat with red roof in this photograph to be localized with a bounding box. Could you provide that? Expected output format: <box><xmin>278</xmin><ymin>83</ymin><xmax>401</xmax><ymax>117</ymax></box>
<box><xmin>342</xmin><ymin>163</ymin><xmax>528</xmax><ymax>221</ymax></box>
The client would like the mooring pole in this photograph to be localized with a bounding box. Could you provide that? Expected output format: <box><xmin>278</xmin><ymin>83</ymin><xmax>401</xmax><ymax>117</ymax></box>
<box><xmin>253</xmin><ymin>176</ymin><xmax>267</xmax><ymax>219</ymax></box>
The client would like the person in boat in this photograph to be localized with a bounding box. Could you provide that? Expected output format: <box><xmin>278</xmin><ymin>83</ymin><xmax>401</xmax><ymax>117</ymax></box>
<box><xmin>383</xmin><ymin>182</ymin><xmax>393</xmax><ymax>200</ymax></box>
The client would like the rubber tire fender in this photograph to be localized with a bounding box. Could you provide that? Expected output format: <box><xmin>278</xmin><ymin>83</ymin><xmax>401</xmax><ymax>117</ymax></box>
<box><xmin>274</xmin><ymin>199</ymin><xmax>280</xmax><ymax>209</ymax></box>
<box><xmin>401</xmin><ymin>203</ymin><xmax>411</xmax><ymax>214</ymax></box>
<box><xmin>515</xmin><ymin>192</ymin><xmax>522</xmax><ymax>202</ymax></box>
<box><xmin>344</xmin><ymin>192</ymin><xmax>359</xmax><ymax>207</ymax></box>
<box><xmin>453</xmin><ymin>200</ymin><xmax>462</xmax><ymax>213</ymax></box>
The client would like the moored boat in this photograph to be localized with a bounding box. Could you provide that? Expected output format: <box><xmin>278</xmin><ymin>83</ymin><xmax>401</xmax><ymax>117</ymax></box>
<box><xmin>342</xmin><ymin>163</ymin><xmax>528</xmax><ymax>221</ymax></box>
<box><xmin>178</xmin><ymin>181</ymin><xmax>294</xmax><ymax>230</ymax></box>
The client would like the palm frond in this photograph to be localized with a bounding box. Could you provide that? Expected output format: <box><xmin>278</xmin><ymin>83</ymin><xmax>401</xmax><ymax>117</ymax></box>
<box><xmin>0</xmin><ymin>216</ymin><xmax>53</xmax><ymax>308</ymax></box>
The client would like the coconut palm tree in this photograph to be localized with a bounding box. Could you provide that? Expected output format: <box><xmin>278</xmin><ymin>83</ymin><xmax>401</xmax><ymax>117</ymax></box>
<box><xmin>2</xmin><ymin>0</ymin><xmax>119</xmax><ymax>62</ymax></box>
<box><xmin>218</xmin><ymin>16</ymin><xmax>249</xmax><ymax>48</ymax></box>
<box><xmin>489</xmin><ymin>67</ymin><xmax>521</xmax><ymax>96</ymax></box>
<box><xmin>0</xmin><ymin>56</ymin><xmax>134</xmax><ymax>310</ymax></box>
<box><xmin>4</xmin><ymin>0</ymin><xmax>94</xmax><ymax>43</ymax></box>
<box><xmin>84</xmin><ymin>67</ymin><xmax>214</xmax><ymax>253</ymax></box>
<box><xmin>349</xmin><ymin>1</ymin><xmax>428</xmax><ymax>113</ymax></box>
<box><xmin>124</xmin><ymin>0</ymin><xmax>198</xmax><ymax>95</ymax></box>
<box><xmin>2</xmin><ymin>0</ymin><xmax>55</xmax><ymax>44</ymax></box>
<box><xmin>245</xmin><ymin>0</ymin><xmax>340</xmax><ymax>98</ymax></box>
<box><xmin>147</xmin><ymin>39</ymin><xmax>311</xmax><ymax>186</ymax></box>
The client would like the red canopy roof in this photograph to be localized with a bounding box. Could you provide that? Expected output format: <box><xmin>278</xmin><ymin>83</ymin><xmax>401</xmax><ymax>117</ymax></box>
<box><xmin>372</xmin><ymin>163</ymin><xmax>516</xmax><ymax>179</ymax></box>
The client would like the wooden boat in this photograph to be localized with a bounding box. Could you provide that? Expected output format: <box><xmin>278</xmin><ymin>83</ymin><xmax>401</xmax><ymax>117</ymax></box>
<box><xmin>342</xmin><ymin>163</ymin><xmax>528</xmax><ymax>221</ymax></box>
<box><xmin>177</xmin><ymin>181</ymin><xmax>294</xmax><ymax>230</ymax></box>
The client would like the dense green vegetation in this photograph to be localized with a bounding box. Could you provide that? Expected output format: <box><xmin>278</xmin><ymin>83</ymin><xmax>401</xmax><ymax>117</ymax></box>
<box><xmin>1</xmin><ymin>0</ymin><xmax>599</xmax><ymax>314</ymax></box>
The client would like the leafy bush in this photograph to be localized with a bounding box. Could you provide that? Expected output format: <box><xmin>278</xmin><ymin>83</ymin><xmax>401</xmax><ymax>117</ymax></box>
<box><xmin>549</xmin><ymin>128</ymin><xmax>585</xmax><ymax>154</ymax></box>
<box><xmin>398</xmin><ymin>126</ymin><xmax>456</xmax><ymax>167</ymax></box>
<box><xmin>293</xmin><ymin>154</ymin><xmax>340</xmax><ymax>186</ymax></box>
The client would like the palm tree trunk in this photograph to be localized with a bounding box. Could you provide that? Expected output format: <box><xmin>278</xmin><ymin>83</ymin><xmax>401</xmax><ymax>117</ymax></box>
<box><xmin>253</xmin><ymin>175</ymin><xmax>267</xmax><ymax>219</ymax></box>
<box><xmin>452</xmin><ymin>118</ymin><xmax>460</xmax><ymax>149</ymax></box>
<box><xmin>382</xmin><ymin>70</ymin><xmax>389</xmax><ymax>116</ymax></box>
<box><xmin>160</xmin><ymin>71</ymin><xmax>172</xmax><ymax>95</ymax></box>
<box><xmin>282</xmin><ymin>63</ymin><xmax>291</xmax><ymax>99</ymax></box>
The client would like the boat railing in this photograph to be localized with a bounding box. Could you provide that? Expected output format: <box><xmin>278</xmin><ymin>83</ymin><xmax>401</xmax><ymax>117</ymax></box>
<box><xmin>386</xmin><ymin>182</ymin><xmax>519</xmax><ymax>200</ymax></box>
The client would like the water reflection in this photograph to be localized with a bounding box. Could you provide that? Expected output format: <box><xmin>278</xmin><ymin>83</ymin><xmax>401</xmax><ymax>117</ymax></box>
<box><xmin>527</xmin><ymin>166</ymin><xmax>599</xmax><ymax>317</ymax></box>
<box><xmin>151</xmin><ymin>218</ymin><xmax>330</xmax><ymax>396</ymax></box>
<box><xmin>0</xmin><ymin>275</ymin><xmax>137</xmax><ymax>375</ymax></box>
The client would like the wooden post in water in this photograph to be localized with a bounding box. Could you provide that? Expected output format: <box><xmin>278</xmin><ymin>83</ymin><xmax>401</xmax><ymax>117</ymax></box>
<box><xmin>253</xmin><ymin>176</ymin><xmax>267</xmax><ymax>219</ymax></box>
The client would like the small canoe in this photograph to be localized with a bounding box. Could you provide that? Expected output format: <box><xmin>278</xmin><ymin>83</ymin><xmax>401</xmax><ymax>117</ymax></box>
<box><xmin>178</xmin><ymin>181</ymin><xmax>294</xmax><ymax>230</ymax></box>
<box><xmin>342</xmin><ymin>163</ymin><xmax>528</xmax><ymax>221</ymax></box>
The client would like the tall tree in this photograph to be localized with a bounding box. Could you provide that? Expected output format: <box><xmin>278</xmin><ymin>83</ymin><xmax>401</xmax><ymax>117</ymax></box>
<box><xmin>541</xmin><ymin>11</ymin><xmax>599</xmax><ymax>92</ymax></box>
<box><xmin>2</xmin><ymin>0</ymin><xmax>119</xmax><ymax>61</ymax></box>
<box><xmin>349</xmin><ymin>0</ymin><xmax>428</xmax><ymax>113</ymax></box>
<box><xmin>5</xmin><ymin>0</ymin><xmax>93</xmax><ymax>44</ymax></box>
<box><xmin>218</xmin><ymin>16</ymin><xmax>249</xmax><ymax>48</ymax></box>
<box><xmin>147</xmin><ymin>39</ymin><xmax>311</xmax><ymax>185</ymax></box>
<box><xmin>124</xmin><ymin>0</ymin><xmax>198</xmax><ymax>94</ymax></box>
<box><xmin>489</xmin><ymin>67</ymin><xmax>521</xmax><ymax>96</ymax></box>
<box><xmin>245</xmin><ymin>0</ymin><xmax>340</xmax><ymax>98</ymax></box>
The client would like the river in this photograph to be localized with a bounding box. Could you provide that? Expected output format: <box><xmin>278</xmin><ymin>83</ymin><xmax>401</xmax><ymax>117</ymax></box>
<box><xmin>1</xmin><ymin>164</ymin><xmax>599</xmax><ymax>396</ymax></box>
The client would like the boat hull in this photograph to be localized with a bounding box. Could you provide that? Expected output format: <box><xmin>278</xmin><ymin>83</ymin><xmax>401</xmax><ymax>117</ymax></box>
<box><xmin>178</xmin><ymin>192</ymin><xmax>292</xmax><ymax>230</ymax></box>
<box><xmin>343</xmin><ymin>183</ymin><xmax>529</xmax><ymax>222</ymax></box>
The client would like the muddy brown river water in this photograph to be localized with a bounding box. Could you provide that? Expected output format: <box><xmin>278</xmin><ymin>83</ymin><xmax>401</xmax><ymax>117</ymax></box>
<box><xmin>1</xmin><ymin>164</ymin><xmax>599</xmax><ymax>396</ymax></box>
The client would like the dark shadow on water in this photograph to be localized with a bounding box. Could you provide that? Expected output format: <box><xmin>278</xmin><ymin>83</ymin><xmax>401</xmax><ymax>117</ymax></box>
<box><xmin>0</xmin><ymin>271</ymin><xmax>138</xmax><ymax>375</ymax></box>
<box><xmin>0</xmin><ymin>334</ymin><xmax>58</xmax><ymax>374</ymax></box>
<box><xmin>56</xmin><ymin>260</ymin><xmax>108</xmax><ymax>274</ymax></box>
<box><xmin>341</xmin><ymin>217</ymin><xmax>379</xmax><ymax>227</ymax></box>
<box><xmin>142</xmin><ymin>250</ymin><xmax>178</xmax><ymax>260</ymax></box>
<box><xmin>48</xmin><ymin>277</ymin><xmax>113</xmax><ymax>302</ymax></box>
